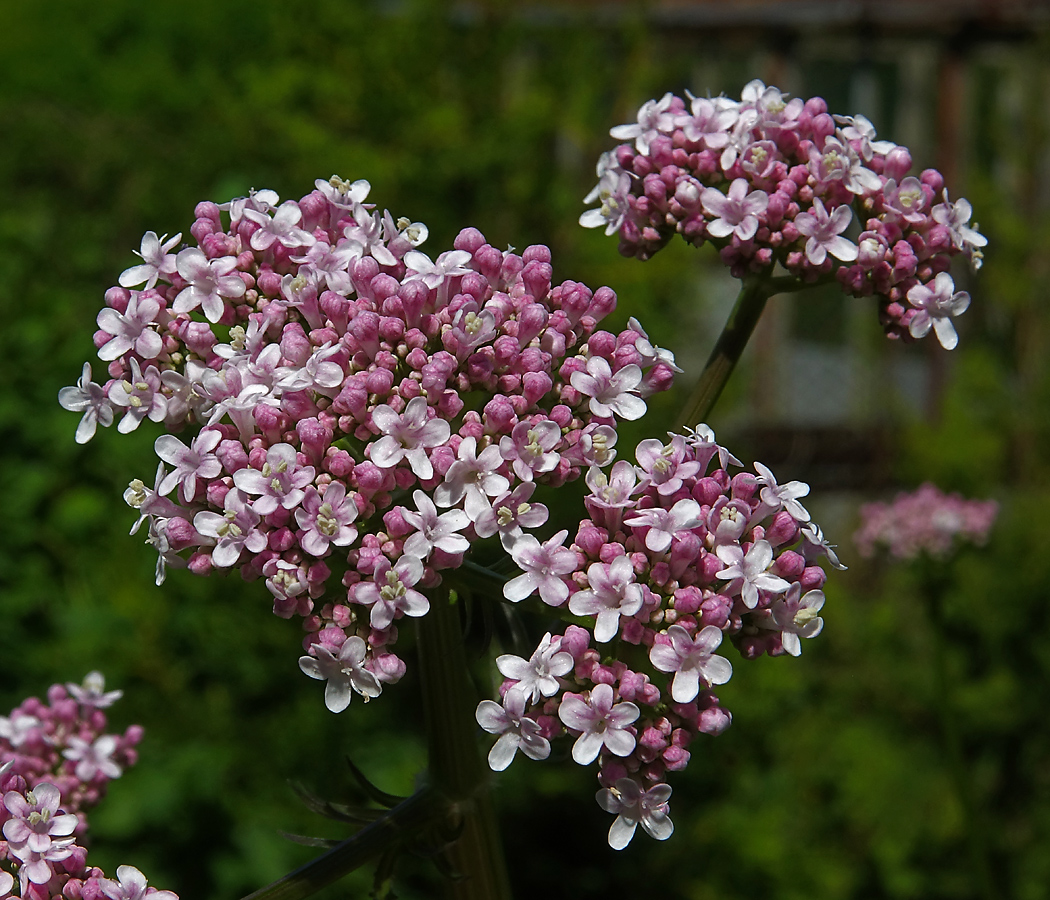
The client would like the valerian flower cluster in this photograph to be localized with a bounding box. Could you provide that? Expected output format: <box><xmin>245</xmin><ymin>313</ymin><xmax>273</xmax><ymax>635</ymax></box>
<box><xmin>0</xmin><ymin>675</ymin><xmax>175</xmax><ymax>900</ymax></box>
<box><xmin>476</xmin><ymin>428</ymin><xmax>842</xmax><ymax>848</ymax></box>
<box><xmin>854</xmin><ymin>482</ymin><xmax>998</xmax><ymax>560</ymax></box>
<box><xmin>60</xmin><ymin>176</ymin><xmax>840</xmax><ymax>848</ymax></box>
<box><xmin>581</xmin><ymin>80</ymin><xmax>986</xmax><ymax>349</ymax></box>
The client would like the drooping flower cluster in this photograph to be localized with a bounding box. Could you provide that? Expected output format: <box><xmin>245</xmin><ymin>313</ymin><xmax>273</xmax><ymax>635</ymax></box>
<box><xmin>581</xmin><ymin>80</ymin><xmax>986</xmax><ymax>348</ymax></box>
<box><xmin>0</xmin><ymin>677</ymin><xmax>175</xmax><ymax>900</ymax></box>
<box><xmin>476</xmin><ymin>425</ymin><xmax>843</xmax><ymax>847</ymax></box>
<box><xmin>854</xmin><ymin>482</ymin><xmax>998</xmax><ymax>559</ymax></box>
<box><xmin>60</xmin><ymin>178</ymin><xmax>677</xmax><ymax>713</ymax></box>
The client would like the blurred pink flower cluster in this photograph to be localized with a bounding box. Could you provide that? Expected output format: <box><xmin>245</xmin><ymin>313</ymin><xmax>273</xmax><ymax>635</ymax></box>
<box><xmin>0</xmin><ymin>675</ymin><xmax>174</xmax><ymax>900</ymax></box>
<box><xmin>854</xmin><ymin>482</ymin><xmax>998</xmax><ymax>559</ymax></box>
<box><xmin>581</xmin><ymin>80</ymin><xmax>985</xmax><ymax>349</ymax></box>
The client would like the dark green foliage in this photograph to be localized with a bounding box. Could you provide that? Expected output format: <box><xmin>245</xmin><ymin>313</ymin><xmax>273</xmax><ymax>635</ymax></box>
<box><xmin>2</xmin><ymin>4</ymin><xmax>1049</xmax><ymax>899</ymax></box>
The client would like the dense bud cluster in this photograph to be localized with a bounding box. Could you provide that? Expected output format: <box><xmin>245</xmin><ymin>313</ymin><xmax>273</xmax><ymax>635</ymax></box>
<box><xmin>581</xmin><ymin>81</ymin><xmax>986</xmax><ymax>348</ymax></box>
<box><xmin>0</xmin><ymin>677</ymin><xmax>174</xmax><ymax>900</ymax></box>
<box><xmin>854</xmin><ymin>482</ymin><xmax>998</xmax><ymax>559</ymax></box>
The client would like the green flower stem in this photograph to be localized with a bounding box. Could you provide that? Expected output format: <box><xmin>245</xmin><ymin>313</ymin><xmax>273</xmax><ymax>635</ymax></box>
<box><xmin>240</xmin><ymin>584</ymin><xmax>511</xmax><ymax>900</ymax></box>
<box><xmin>924</xmin><ymin>571</ymin><xmax>1003</xmax><ymax>900</ymax></box>
<box><xmin>673</xmin><ymin>273</ymin><xmax>812</xmax><ymax>429</ymax></box>
<box><xmin>416</xmin><ymin>585</ymin><xmax>513</xmax><ymax>900</ymax></box>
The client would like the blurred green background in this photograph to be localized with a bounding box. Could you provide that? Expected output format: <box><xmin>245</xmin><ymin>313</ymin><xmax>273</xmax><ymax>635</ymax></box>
<box><xmin>2</xmin><ymin>1</ymin><xmax>1048</xmax><ymax>898</ymax></box>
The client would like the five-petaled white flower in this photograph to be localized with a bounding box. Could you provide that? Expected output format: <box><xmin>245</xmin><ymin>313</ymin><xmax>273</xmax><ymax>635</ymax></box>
<box><xmin>568</xmin><ymin>556</ymin><xmax>645</xmax><ymax>643</ymax></box>
<box><xmin>475</xmin><ymin>688</ymin><xmax>550</xmax><ymax>771</ymax></box>
<box><xmin>570</xmin><ymin>357</ymin><xmax>646</xmax><ymax>420</ymax></box>
<box><xmin>496</xmin><ymin>632</ymin><xmax>573</xmax><ymax>704</ymax></box>
<box><xmin>701</xmin><ymin>178</ymin><xmax>769</xmax><ymax>242</ymax></box>
<box><xmin>369</xmin><ymin>396</ymin><xmax>450</xmax><ymax>480</ymax></box>
<box><xmin>118</xmin><ymin>231</ymin><xmax>181</xmax><ymax>289</ymax></box>
<box><xmin>715</xmin><ymin>539</ymin><xmax>791</xmax><ymax>609</ymax></box>
<box><xmin>558</xmin><ymin>683</ymin><xmax>639</xmax><ymax>766</ymax></box>
<box><xmin>351</xmin><ymin>555</ymin><xmax>430</xmax><ymax>630</ymax></box>
<box><xmin>596</xmin><ymin>777</ymin><xmax>674</xmax><ymax>850</ymax></box>
<box><xmin>649</xmin><ymin>624</ymin><xmax>733</xmax><ymax>703</ymax></box>
<box><xmin>300</xmin><ymin>637</ymin><xmax>381</xmax><ymax>712</ymax></box>
<box><xmin>504</xmin><ymin>530</ymin><xmax>578</xmax><ymax>607</ymax></box>
<box><xmin>59</xmin><ymin>362</ymin><xmax>114</xmax><ymax>444</ymax></box>
<box><xmin>906</xmin><ymin>272</ymin><xmax>970</xmax><ymax>350</ymax></box>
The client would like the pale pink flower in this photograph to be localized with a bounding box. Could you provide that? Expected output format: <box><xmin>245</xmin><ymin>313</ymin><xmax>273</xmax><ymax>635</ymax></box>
<box><xmin>294</xmin><ymin>482</ymin><xmax>359</xmax><ymax>557</ymax></box>
<box><xmin>155</xmin><ymin>428</ymin><xmax>224</xmax><ymax>504</ymax></box>
<box><xmin>369</xmin><ymin>396</ymin><xmax>450</xmax><ymax>480</ymax></box>
<box><xmin>881</xmin><ymin>176</ymin><xmax>928</xmax><ymax>225</ymax></box>
<box><xmin>96</xmin><ymin>291</ymin><xmax>163</xmax><ymax>361</ymax></box>
<box><xmin>59</xmin><ymin>362</ymin><xmax>114</xmax><ymax>443</ymax></box>
<box><xmin>635</xmin><ymin>436</ymin><xmax>701</xmax><ymax>497</ymax></box>
<box><xmin>193</xmin><ymin>489</ymin><xmax>267</xmax><ymax>567</ymax></box>
<box><xmin>496</xmin><ymin>632</ymin><xmax>573</xmax><ymax>704</ymax></box>
<box><xmin>763</xmin><ymin>584</ymin><xmax>825</xmax><ymax>656</ymax></box>
<box><xmin>906</xmin><ymin>272</ymin><xmax>970</xmax><ymax>350</ymax></box>
<box><xmin>108</xmin><ymin>359</ymin><xmax>168</xmax><ymax>433</ymax></box>
<box><xmin>609</xmin><ymin>91</ymin><xmax>678</xmax><ymax>154</ymax></box>
<box><xmin>570</xmin><ymin>357</ymin><xmax>646</xmax><ymax>420</ymax></box>
<box><xmin>299</xmin><ymin>637</ymin><xmax>381</xmax><ymax>712</ymax></box>
<box><xmin>244</xmin><ymin>200</ymin><xmax>316</xmax><ymax>251</ymax></box>
<box><xmin>579</xmin><ymin>151</ymin><xmax>632</xmax><ymax>235</ymax></box>
<box><xmin>754</xmin><ymin>461</ymin><xmax>811</xmax><ymax>522</ymax></box>
<box><xmin>932</xmin><ymin>190</ymin><xmax>988</xmax><ymax>259</ymax></box>
<box><xmin>680</xmin><ymin>94</ymin><xmax>737</xmax><ymax>150</ymax></box>
<box><xmin>118</xmin><ymin>231</ymin><xmax>181</xmax><ymax>289</ymax></box>
<box><xmin>314</xmin><ymin>175</ymin><xmax>371</xmax><ymax>212</ymax></box>
<box><xmin>8</xmin><ymin>835</ymin><xmax>76</xmax><ymax>885</ymax></box>
<box><xmin>558</xmin><ymin>683</ymin><xmax>639</xmax><ymax>765</ymax></box>
<box><xmin>715</xmin><ymin>540</ymin><xmax>791</xmax><ymax>609</ymax></box>
<box><xmin>66</xmin><ymin>671</ymin><xmax>123</xmax><ymax>709</ymax></box>
<box><xmin>624</xmin><ymin>498</ymin><xmax>703</xmax><ymax>554</ymax></box>
<box><xmin>596</xmin><ymin>778</ymin><xmax>673</xmax><ymax>849</ymax></box>
<box><xmin>173</xmin><ymin>248</ymin><xmax>245</xmax><ymax>323</ymax></box>
<box><xmin>2</xmin><ymin>782</ymin><xmax>78</xmax><ymax>854</ymax></box>
<box><xmin>352</xmin><ymin>555</ymin><xmax>429</xmax><ymax>630</ymax></box>
<box><xmin>568</xmin><ymin>556</ymin><xmax>645</xmax><ymax>643</ymax></box>
<box><xmin>649</xmin><ymin>624</ymin><xmax>732</xmax><ymax>702</ymax></box>
<box><xmin>475</xmin><ymin>689</ymin><xmax>550</xmax><ymax>771</ymax></box>
<box><xmin>434</xmin><ymin>436</ymin><xmax>509</xmax><ymax>519</ymax></box>
<box><xmin>100</xmin><ymin>865</ymin><xmax>179</xmax><ymax>900</ymax></box>
<box><xmin>0</xmin><ymin>714</ymin><xmax>40</xmax><ymax>747</ymax></box>
<box><xmin>701</xmin><ymin>178</ymin><xmax>768</xmax><ymax>241</ymax></box>
<box><xmin>504</xmin><ymin>530</ymin><xmax>578</xmax><ymax>607</ymax></box>
<box><xmin>402</xmin><ymin>490</ymin><xmax>470</xmax><ymax>559</ymax></box>
<box><xmin>233</xmin><ymin>442</ymin><xmax>316</xmax><ymax>516</ymax></box>
<box><xmin>807</xmin><ymin>136</ymin><xmax>880</xmax><ymax>195</ymax></box>
<box><xmin>499</xmin><ymin>419</ymin><xmax>562</xmax><ymax>482</ymax></box>
<box><xmin>471</xmin><ymin>481</ymin><xmax>549</xmax><ymax>547</ymax></box>
<box><xmin>794</xmin><ymin>198</ymin><xmax>857</xmax><ymax>266</ymax></box>
<box><xmin>62</xmin><ymin>734</ymin><xmax>122</xmax><ymax>781</ymax></box>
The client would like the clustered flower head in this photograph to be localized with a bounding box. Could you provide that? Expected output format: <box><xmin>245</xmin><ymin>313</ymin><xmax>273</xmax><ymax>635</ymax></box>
<box><xmin>60</xmin><ymin>177</ymin><xmax>677</xmax><ymax>715</ymax></box>
<box><xmin>0</xmin><ymin>676</ymin><xmax>175</xmax><ymax>900</ymax></box>
<box><xmin>61</xmin><ymin>174</ymin><xmax>846</xmax><ymax>852</ymax></box>
<box><xmin>854</xmin><ymin>482</ymin><xmax>998</xmax><ymax>560</ymax></box>
<box><xmin>581</xmin><ymin>81</ymin><xmax>987</xmax><ymax>349</ymax></box>
<box><xmin>476</xmin><ymin>426</ymin><xmax>843</xmax><ymax>847</ymax></box>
